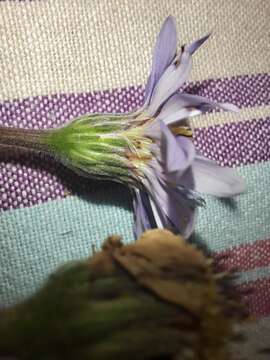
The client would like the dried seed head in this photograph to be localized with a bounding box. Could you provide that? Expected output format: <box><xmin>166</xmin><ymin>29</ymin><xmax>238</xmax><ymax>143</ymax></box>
<box><xmin>0</xmin><ymin>230</ymin><xmax>247</xmax><ymax>360</ymax></box>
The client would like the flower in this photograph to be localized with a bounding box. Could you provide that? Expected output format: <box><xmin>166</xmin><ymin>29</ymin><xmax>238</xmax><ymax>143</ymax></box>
<box><xmin>130</xmin><ymin>16</ymin><xmax>245</xmax><ymax>238</ymax></box>
<box><xmin>2</xmin><ymin>16</ymin><xmax>244</xmax><ymax>238</ymax></box>
<box><xmin>49</xmin><ymin>16</ymin><xmax>245</xmax><ymax>238</ymax></box>
<box><xmin>0</xmin><ymin>230</ymin><xmax>247</xmax><ymax>359</ymax></box>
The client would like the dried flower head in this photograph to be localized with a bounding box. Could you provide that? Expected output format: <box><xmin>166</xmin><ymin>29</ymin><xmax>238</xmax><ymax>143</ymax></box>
<box><xmin>0</xmin><ymin>230</ymin><xmax>247</xmax><ymax>359</ymax></box>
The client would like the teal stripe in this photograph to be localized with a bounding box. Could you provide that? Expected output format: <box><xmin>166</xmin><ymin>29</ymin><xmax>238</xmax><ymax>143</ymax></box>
<box><xmin>1</xmin><ymin>162</ymin><xmax>270</xmax><ymax>306</ymax></box>
<box><xmin>235</xmin><ymin>266</ymin><xmax>270</xmax><ymax>285</ymax></box>
<box><xmin>194</xmin><ymin>162</ymin><xmax>270</xmax><ymax>252</ymax></box>
<box><xmin>0</xmin><ymin>184</ymin><xmax>134</xmax><ymax>306</ymax></box>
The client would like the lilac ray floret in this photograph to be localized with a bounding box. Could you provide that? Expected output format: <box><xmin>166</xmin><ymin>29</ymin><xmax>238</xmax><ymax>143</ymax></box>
<box><xmin>192</xmin><ymin>155</ymin><xmax>246</xmax><ymax>197</ymax></box>
<box><xmin>144</xmin><ymin>16</ymin><xmax>177</xmax><ymax>105</ymax></box>
<box><xmin>185</xmin><ymin>34</ymin><xmax>210</xmax><ymax>55</ymax></box>
<box><xmin>147</xmin><ymin>35</ymin><xmax>211</xmax><ymax>116</ymax></box>
<box><xmin>142</xmin><ymin>169</ymin><xmax>197</xmax><ymax>238</ymax></box>
<box><xmin>159</xmin><ymin>120</ymin><xmax>194</xmax><ymax>173</ymax></box>
<box><xmin>175</xmin><ymin>186</ymin><xmax>206</xmax><ymax>208</ymax></box>
<box><xmin>132</xmin><ymin>188</ymin><xmax>153</xmax><ymax>237</ymax></box>
<box><xmin>157</xmin><ymin>93</ymin><xmax>239</xmax><ymax>125</ymax></box>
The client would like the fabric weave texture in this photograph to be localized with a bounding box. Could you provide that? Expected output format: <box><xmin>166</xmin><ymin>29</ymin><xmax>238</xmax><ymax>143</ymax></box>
<box><xmin>0</xmin><ymin>1</ymin><xmax>270</xmax><ymax>357</ymax></box>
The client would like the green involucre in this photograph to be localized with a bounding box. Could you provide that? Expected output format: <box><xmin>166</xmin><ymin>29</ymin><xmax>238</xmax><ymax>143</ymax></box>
<box><xmin>43</xmin><ymin>114</ymin><xmax>135</xmax><ymax>182</ymax></box>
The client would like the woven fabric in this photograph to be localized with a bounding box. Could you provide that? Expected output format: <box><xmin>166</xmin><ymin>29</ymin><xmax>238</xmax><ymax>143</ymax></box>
<box><xmin>194</xmin><ymin>117</ymin><xmax>270</xmax><ymax>167</ymax></box>
<box><xmin>1</xmin><ymin>162</ymin><xmax>270</xmax><ymax>308</ymax></box>
<box><xmin>0</xmin><ymin>0</ymin><xmax>269</xmax><ymax>100</ymax></box>
<box><xmin>0</xmin><ymin>0</ymin><xmax>270</xmax><ymax>356</ymax></box>
<box><xmin>230</xmin><ymin>316</ymin><xmax>270</xmax><ymax>358</ymax></box>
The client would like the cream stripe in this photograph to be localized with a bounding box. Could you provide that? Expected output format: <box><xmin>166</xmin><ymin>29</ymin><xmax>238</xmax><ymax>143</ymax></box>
<box><xmin>0</xmin><ymin>0</ymin><xmax>269</xmax><ymax>101</ymax></box>
<box><xmin>190</xmin><ymin>105</ymin><xmax>270</xmax><ymax>128</ymax></box>
<box><xmin>231</xmin><ymin>317</ymin><xmax>270</xmax><ymax>360</ymax></box>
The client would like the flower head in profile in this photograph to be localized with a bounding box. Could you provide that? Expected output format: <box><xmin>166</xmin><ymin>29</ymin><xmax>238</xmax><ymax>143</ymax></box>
<box><xmin>127</xmin><ymin>16</ymin><xmax>245</xmax><ymax>238</ymax></box>
<box><xmin>17</xmin><ymin>16</ymin><xmax>245</xmax><ymax>238</ymax></box>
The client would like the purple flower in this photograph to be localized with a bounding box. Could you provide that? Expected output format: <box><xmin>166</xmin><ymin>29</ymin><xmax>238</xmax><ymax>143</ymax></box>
<box><xmin>131</xmin><ymin>16</ymin><xmax>245</xmax><ymax>238</ymax></box>
<box><xmin>10</xmin><ymin>16</ymin><xmax>244</xmax><ymax>239</ymax></box>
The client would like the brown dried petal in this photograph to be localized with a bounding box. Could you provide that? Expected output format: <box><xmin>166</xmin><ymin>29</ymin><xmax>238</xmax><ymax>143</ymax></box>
<box><xmin>111</xmin><ymin>229</ymin><xmax>213</xmax><ymax>312</ymax></box>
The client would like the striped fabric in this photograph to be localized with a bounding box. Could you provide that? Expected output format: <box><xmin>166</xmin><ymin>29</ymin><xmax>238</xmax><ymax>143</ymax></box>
<box><xmin>0</xmin><ymin>0</ymin><xmax>269</xmax><ymax>357</ymax></box>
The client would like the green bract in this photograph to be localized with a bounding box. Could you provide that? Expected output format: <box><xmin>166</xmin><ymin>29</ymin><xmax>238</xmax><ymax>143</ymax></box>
<box><xmin>42</xmin><ymin>113</ymin><xmax>153</xmax><ymax>185</ymax></box>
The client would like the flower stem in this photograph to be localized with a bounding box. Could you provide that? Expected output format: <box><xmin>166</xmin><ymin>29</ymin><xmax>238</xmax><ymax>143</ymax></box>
<box><xmin>0</xmin><ymin>126</ymin><xmax>51</xmax><ymax>154</ymax></box>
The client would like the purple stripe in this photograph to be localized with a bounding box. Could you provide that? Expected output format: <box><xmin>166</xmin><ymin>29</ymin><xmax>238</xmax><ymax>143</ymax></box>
<box><xmin>185</xmin><ymin>73</ymin><xmax>270</xmax><ymax>108</ymax></box>
<box><xmin>0</xmin><ymin>155</ymin><xmax>67</xmax><ymax>210</ymax></box>
<box><xmin>0</xmin><ymin>73</ymin><xmax>269</xmax><ymax>211</ymax></box>
<box><xmin>0</xmin><ymin>86</ymin><xmax>145</xmax><ymax>129</ymax></box>
<box><xmin>1</xmin><ymin>73</ymin><xmax>269</xmax><ymax>130</ymax></box>
<box><xmin>0</xmin><ymin>73</ymin><xmax>269</xmax><ymax>131</ymax></box>
<box><xmin>194</xmin><ymin>117</ymin><xmax>270</xmax><ymax>167</ymax></box>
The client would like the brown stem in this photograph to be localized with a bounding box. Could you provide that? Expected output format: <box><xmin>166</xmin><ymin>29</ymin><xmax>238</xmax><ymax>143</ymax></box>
<box><xmin>0</xmin><ymin>126</ymin><xmax>51</xmax><ymax>154</ymax></box>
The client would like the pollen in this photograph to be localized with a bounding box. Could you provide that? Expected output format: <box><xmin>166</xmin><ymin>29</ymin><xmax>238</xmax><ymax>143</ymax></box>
<box><xmin>170</xmin><ymin>126</ymin><xmax>193</xmax><ymax>137</ymax></box>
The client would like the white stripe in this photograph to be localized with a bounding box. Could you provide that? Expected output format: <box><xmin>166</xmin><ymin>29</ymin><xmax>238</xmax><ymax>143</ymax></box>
<box><xmin>149</xmin><ymin>196</ymin><xmax>164</xmax><ymax>228</ymax></box>
<box><xmin>190</xmin><ymin>105</ymin><xmax>270</xmax><ymax>128</ymax></box>
<box><xmin>231</xmin><ymin>317</ymin><xmax>270</xmax><ymax>360</ymax></box>
<box><xmin>234</xmin><ymin>266</ymin><xmax>270</xmax><ymax>285</ymax></box>
<box><xmin>0</xmin><ymin>0</ymin><xmax>269</xmax><ymax>100</ymax></box>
